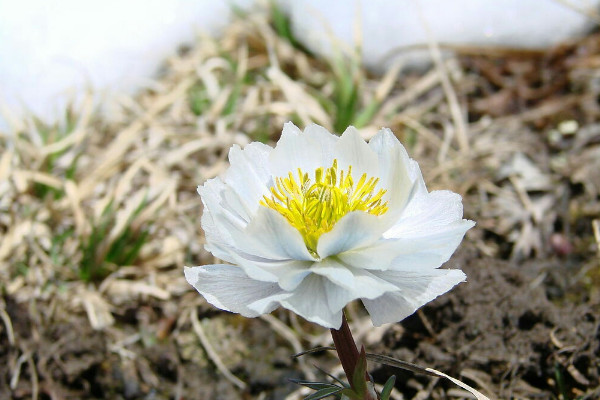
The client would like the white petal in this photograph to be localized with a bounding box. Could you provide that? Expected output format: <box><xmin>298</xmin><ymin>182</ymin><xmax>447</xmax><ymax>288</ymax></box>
<box><xmin>311</xmin><ymin>257</ymin><xmax>355</xmax><ymax>288</ymax></box>
<box><xmin>362</xmin><ymin>269</ymin><xmax>466</xmax><ymax>326</ymax></box>
<box><xmin>337</xmin><ymin>219</ymin><xmax>472</xmax><ymax>272</ymax></box>
<box><xmin>368</xmin><ymin>128</ymin><xmax>416</xmax><ymax>222</ymax></box>
<box><xmin>388</xmin><ymin>251</ymin><xmax>451</xmax><ymax>271</ymax></box>
<box><xmin>201</xmin><ymin>209</ymin><xmax>238</xmax><ymax>265</ymax></box>
<box><xmin>316</xmin><ymin>211</ymin><xmax>385</xmax><ymax>259</ymax></box>
<box><xmin>199</xmin><ymin>178</ymin><xmax>272</xmax><ymax>268</ymax></box>
<box><xmin>323</xmin><ymin>279</ymin><xmax>357</xmax><ymax>315</ymax></box>
<box><xmin>200</xmin><ymin>176</ymin><xmax>316</xmax><ymax>285</ymax></box>
<box><xmin>220</xmin><ymin>185</ymin><xmax>254</xmax><ymax>222</ymax></box>
<box><xmin>198</xmin><ymin>178</ymin><xmax>242</xmax><ymax>264</ymax></box>
<box><xmin>336</xmin><ymin>238</ymin><xmax>405</xmax><ymax>271</ymax></box>
<box><xmin>335</xmin><ymin>126</ymin><xmax>379</xmax><ymax>180</ymax></box>
<box><xmin>279</xmin><ymin>274</ymin><xmax>344</xmax><ymax>329</ymax></box>
<box><xmin>390</xmin><ymin>221</ymin><xmax>474</xmax><ymax>270</ymax></box>
<box><xmin>200</xmin><ymin>162</ymin><xmax>316</xmax><ymax>266</ymax></box>
<box><xmin>223</xmin><ymin>142</ymin><xmax>273</xmax><ymax>216</ymax></box>
<box><xmin>314</xmin><ymin>261</ymin><xmax>398</xmax><ymax>313</ymax></box>
<box><xmin>247</xmin><ymin>292</ymin><xmax>293</xmax><ymax>315</ymax></box>
<box><xmin>225</xmin><ymin>207</ymin><xmax>315</xmax><ymax>262</ymax></box>
<box><xmin>227</xmin><ymin>250</ymin><xmax>313</xmax><ymax>290</ymax></box>
<box><xmin>184</xmin><ymin>265</ymin><xmax>286</xmax><ymax>318</ymax></box>
<box><xmin>381</xmin><ymin>186</ymin><xmax>475</xmax><ymax>270</ymax></box>
<box><xmin>199</xmin><ymin>177</ymin><xmax>247</xmax><ymax>231</ymax></box>
<box><xmin>269</xmin><ymin>122</ymin><xmax>330</xmax><ymax>178</ymax></box>
<box><xmin>271</xmin><ymin>263</ymin><xmax>313</xmax><ymax>290</ymax></box>
<box><xmin>406</xmin><ymin>158</ymin><xmax>428</xmax><ymax>190</ymax></box>
<box><xmin>387</xmin><ymin>190</ymin><xmax>470</xmax><ymax>238</ymax></box>
<box><xmin>303</xmin><ymin>123</ymin><xmax>339</xmax><ymax>167</ymax></box>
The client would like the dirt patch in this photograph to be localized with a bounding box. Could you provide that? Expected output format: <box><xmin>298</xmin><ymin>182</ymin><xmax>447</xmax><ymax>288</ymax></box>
<box><xmin>370</xmin><ymin>247</ymin><xmax>600</xmax><ymax>399</ymax></box>
<box><xmin>2</xmin><ymin>247</ymin><xmax>598</xmax><ymax>399</ymax></box>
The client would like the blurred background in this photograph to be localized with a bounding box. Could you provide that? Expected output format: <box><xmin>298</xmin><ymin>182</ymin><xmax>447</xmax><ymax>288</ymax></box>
<box><xmin>1</xmin><ymin>1</ymin><xmax>599</xmax><ymax>399</ymax></box>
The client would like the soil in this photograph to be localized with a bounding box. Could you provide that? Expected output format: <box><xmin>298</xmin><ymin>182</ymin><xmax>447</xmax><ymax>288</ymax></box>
<box><xmin>2</xmin><ymin>244</ymin><xmax>598</xmax><ymax>399</ymax></box>
<box><xmin>372</xmin><ymin>247</ymin><xmax>600</xmax><ymax>400</ymax></box>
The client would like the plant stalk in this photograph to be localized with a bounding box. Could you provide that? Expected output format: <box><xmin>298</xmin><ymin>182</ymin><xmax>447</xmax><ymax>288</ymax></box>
<box><xmin>330</xmin><ymin>313</ymin><xmax>378</xmax><ymax>400</ymax></box>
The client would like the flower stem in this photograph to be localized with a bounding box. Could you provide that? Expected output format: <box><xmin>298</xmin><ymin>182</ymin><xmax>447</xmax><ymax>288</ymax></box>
<box><xmin>330</xmin><ymin>313</ymin><xmax>378</xmax><ymax>400</ymax></box>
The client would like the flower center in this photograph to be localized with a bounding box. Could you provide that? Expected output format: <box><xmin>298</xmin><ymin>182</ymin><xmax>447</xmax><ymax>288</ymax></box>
<box><xmin>261</xmin><ymin>159</ymin><xmax>388</xmax><ymax>256</ymax></box>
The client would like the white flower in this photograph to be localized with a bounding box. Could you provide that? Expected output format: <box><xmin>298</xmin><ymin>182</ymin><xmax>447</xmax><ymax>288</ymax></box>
<box><xmin>185</xmin><ymin>123</ymin><xmax>475</xmax><ymax>329</ymax></box>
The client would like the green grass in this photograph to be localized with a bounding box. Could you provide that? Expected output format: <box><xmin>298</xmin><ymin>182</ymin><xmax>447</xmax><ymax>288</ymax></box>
<box><xmin>79</xmin><ymin>197</ymin><xmax>151</xmax><ymax>283</ymax></box>
<box><xmin>330</xmin><ymin>54</ymin><xmax>361</xmax><ymax>133</ymax></box>
<box><xmin>270</xmin><ymin>0</ymin><xmax>306</xmax><ymax>52</ymax></box>
<box><xmin>50</xmin><ymin>227</ymin><xmax>75</xmax><ymax>266</ymax></box>
<box><xmin>188</xmin><ymin>55</ymin><xmax>248</xmax><ymax>120</ymax></box>
<box><xmin>187</xmin><ymin>5</ymin><xmax>383</xmax><ymax>135</ymax></box>
<box><xmin>222</xmin><ymin>56</ymin><xmax>246</xmax><ymax>117</ymax></box>
<box><xmin>188</xmin><ymin>84</ymin><xmax>211</xmax><ymax>116</ymax></box>
<box><xmin>30</xmin><ymin>111</ymin><xmax>80</xmax><ymax>200</ymax></box>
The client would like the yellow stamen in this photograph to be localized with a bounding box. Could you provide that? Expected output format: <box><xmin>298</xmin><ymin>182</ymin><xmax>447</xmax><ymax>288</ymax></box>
<box><xmin>261</xmin><ymin>159</ymin><xmax>388</xmax><ymax>256</ymax></box>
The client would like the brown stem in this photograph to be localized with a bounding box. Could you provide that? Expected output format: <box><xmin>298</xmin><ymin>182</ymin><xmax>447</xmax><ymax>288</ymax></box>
<box><xmin>330</xmin><ymin>314</ymin><xmax>378</xmax><ymax>399</ymax></box>
<box><xmin>330</xmin><ymin>313</ymin><xmax>360</xmax><ymax>384</ymax></box>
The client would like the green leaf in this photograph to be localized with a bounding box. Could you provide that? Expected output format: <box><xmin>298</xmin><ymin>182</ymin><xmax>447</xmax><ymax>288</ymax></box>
<box><xmin>365</xmin><ymin>353</ymin><xmax>438</xmax><ymax>377</ymax></box>
<box><xmin>293</xmin><ymin>346</ymin><xmax>336</xmax><ymax>358</ymax></box>
<box><xmin>554</xmin><ymin>363</ymin><xmax>569</xmax><ymax>400</ymax></box>
<box><xmin>313</xmin><ymin>365</ymin><xmax>349</xmax><ymax>388</ymax></box>
<box><xmin>304</xmin><ymin>386</ymin><xmax>344</xmax><ymax>400</ymax></box>
<box><xmin>188</xmin><ymin>85</ymin><xmax>210</xmax><ymax>116</ymax></box>
<box><xmin>350</xmin><ymin>348</ymin><xmax>368</xmax><ymax>398</ymax></box>
<box><xmin>353</xmin><ymin>100</ymin><xmax>380</xmax><ymax>128</ymax></box>
<box><xmin>289</xmin><ymin>379</ymin><xmax>342</xmax><ymax>392</ymax></box>
<box><xmin>339</xmin><ymin>388</ymin><xmax>362</xmax><ymax>400</ymax></box>
<box><xmin>380</xmin><ymin>375</ymin><xmax>396</xmax><ymax>400</ymax></box>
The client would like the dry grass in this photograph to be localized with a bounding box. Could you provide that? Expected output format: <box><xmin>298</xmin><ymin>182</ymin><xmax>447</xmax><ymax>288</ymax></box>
<box><xmin>0</xmin><ymin>6</ymin><xmax>599</xmax><ymax>400</ymax></box>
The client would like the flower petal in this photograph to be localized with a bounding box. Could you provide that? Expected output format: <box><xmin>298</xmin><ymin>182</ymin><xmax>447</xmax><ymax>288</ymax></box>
<box><xmin>335</xmin><ymin>126</ymin><xmax>379</xmax><ymax>180</ymax></box>
<box><xmin>303</xmin><ymin>123</ymin><xmax>339</xmax><ymax>167</ymax></box>
<box><xmin>184</xmin><ymin>265</ymin><xmax>286</xmax><ymax>317</ymax></box>
<box><xmin>368</xmin><ymin>128</ymin><xmax>415</xmax><ymax>219</ymax></box>
<box><xmin>199</xmin><ymin>177</ymin><xmax>251</xmax><ymax>236</ymax></box>
<box><xmin>336</xmin><ymin>238</ymin><xmax>405</xmax><ymax>271</ymax></box>
<box><xmin>269</xmin><ymin>122</ymin><xmax>334</xmax><ymax>179</ymax></box>
<box><xmin>337</xmin><ymin>218</ymin><xmax>472</xmax><ymax>272</ymax></box>
<box><xmin>223</xmin><ymin>142</ymin><xmax>273</xmax><ymax>216</ymax></box>
<box><xmin>279</xmin><ymin>274</ymin><xmax>344</xmax><ymax>329</ymax></box>
<box><xmin>310</xmin><ymin>257</ymin><xmax>355</xmax><ymax>288</ymax></box>
<box><xmin>362</xmin><ymin>269</ymin><xmax>466</xmax><ymax>326</ymax></box>
<box><xmin>390</xmin><ymin>221</ymin><xmax>474</xmax><ymax>270</ymax></box>
<box><xmin>199</xmin><ymin>177</ymin><xmax>243</xmax><ymax>264</ymax></box>
<box><xmin>312</xmin><ymin>259</ymin><xmax>398</xmax><ymax>313</ymax></box>
<box><xmin>323</xmin><ymin>279</ymin><xmax>357</xmax><ymax>315</ymax></box>
<box><xmin>225</xmin><ymin>207</ymin><xmax>315</xmax><ymax>261</ymax></box>
<box><xmin>387</xmin><ymin>189</ymin><xmax>473</xmax><ymax>238</ymax></box>
<box><xmin>227</xmin><ymin>250</ymin><xmax>313</xmax><ymax>291</ymax></box>
<box><xmin>201</xmin><ymin>208</ymin><xmax>238</xmax><ymax>265</ymax></box>
<box><xmin>316</xmin><ymin>211</ymin><xmax>385</xmax><ymax>258</ymax></box>
<box><xmin>383</xmin><ymin>188</ymin><xmax>475</xmax><ymax>269</ymax></box>
<box><xmin>247</xmin><ymin>292</ymin><xmax>293</xmax><ymax>315</ymax></box>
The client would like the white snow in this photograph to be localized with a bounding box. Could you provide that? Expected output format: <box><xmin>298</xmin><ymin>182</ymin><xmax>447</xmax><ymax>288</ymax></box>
<box><xmin>0</xmin><ymin>0</ymin><xmax>598</xmax><ymax>130</ymax></box>
<box><xmin>285</xmin><ymin>0</ymin><xmax>599</xmax><ymax>71</ymax></box>
<box><xmin>0</xmin><ymin>0</ymin><xmax>252</xmax><ymax>130</ymax></box>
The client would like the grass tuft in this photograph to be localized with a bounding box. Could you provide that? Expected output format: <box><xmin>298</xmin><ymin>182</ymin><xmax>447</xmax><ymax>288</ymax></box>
<box><xmin>79</xmin><ymin>197</ymin><xmax>151</xmax><ymax>283</ymax></box>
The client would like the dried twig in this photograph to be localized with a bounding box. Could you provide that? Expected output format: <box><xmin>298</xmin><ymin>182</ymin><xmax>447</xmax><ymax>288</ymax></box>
<box><xmin>190</xmin><ymin>309</ymin><xmax>247</xmax><ymax>390</ymax></box>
